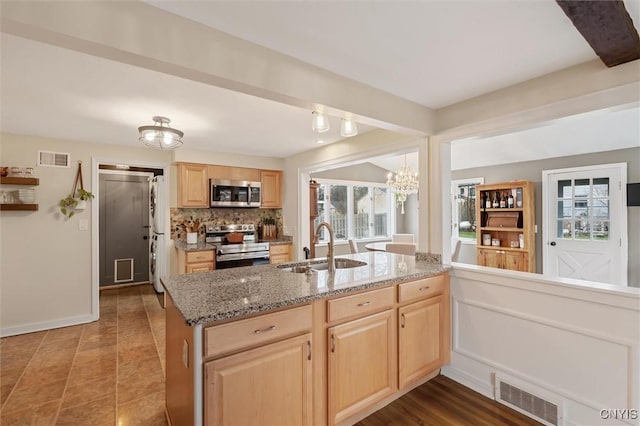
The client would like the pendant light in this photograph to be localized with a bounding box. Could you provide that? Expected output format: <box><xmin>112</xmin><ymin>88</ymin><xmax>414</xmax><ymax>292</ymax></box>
<box><xmin>311</xmin><ymin>111</ymin><xmax>330</xmax><ymax>133</ymax></box>
<box><xmin>138</xmin><ymin>116</ymin><xmax>184</xmax><ymax>149</ymax></box>
<box><xmin>340</xmin><ymin>118</ymin><xmax>358</xmax><ymax>137</ymax></box>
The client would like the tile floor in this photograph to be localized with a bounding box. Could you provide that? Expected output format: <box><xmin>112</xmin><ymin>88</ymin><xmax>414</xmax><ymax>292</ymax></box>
<box><xmin>0</xmin><ymin>284</ymin><xmax>167</xmax><ymax>425</ymax></box>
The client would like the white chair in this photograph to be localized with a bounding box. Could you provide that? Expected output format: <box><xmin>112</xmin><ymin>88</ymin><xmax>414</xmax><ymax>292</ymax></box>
<box><xmin>392</xmin><ymin>233</ymin><xmax>415</xmax><ymax>243</ymax></box>
<box><xmin>348</xmin><ymin>239</ymin><xmax>359</xmax><ymax>254</ymax></box>
<box><xmin>385</xmin><ymin>243</ymin><xmax>416</xmax><ymax>255</ymax></box>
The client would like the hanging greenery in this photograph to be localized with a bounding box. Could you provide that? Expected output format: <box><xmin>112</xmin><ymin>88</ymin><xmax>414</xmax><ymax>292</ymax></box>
<box><xmin>59</xmin><ymin>161</ymin><xmax>94</xmax><ymax>218</ymax></box>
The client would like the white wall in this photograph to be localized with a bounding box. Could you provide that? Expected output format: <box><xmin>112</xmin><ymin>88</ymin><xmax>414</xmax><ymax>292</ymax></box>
<box><xmin>445</xmin><ymin>266</ymin><xmax>640</xmax><ymax>426</ymax></box>
<box><xmin>0</xmin><ymin>133</ymin><xmax>171</xmax><ymax>336</ymax></box>
<box><xmin>172</xmin><ymin>148</ymin><xmax>284</xmax><ymax>171</ymax></box>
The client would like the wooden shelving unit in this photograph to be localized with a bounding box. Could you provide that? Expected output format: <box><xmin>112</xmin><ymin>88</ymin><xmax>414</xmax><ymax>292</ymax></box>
<box><xmin>0</xmin><ymin>176</ymin><xmax>40</xmax><ymax>211</ymax></box>
<box><xmin>475</xmin><ymin>180</ymin><xmax>535</xmax><ymax>272</ymax></box>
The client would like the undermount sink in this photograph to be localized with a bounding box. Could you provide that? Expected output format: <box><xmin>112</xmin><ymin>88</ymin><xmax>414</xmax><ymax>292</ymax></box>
<box><xmin>280</xmin><ymin>258</ymin><xmax>368</xmax><ymax>273</ymax></box>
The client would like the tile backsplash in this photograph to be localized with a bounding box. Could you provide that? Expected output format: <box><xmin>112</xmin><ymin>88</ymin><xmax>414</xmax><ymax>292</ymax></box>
<box><xmin>170</xmin><ymin>208</ymin><xmax>282</xmax><ymax>241</ymax></box>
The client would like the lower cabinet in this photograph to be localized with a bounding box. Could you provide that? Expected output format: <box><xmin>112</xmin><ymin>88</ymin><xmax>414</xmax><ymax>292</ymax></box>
<box><xmin>477</xmin><ymin>248</ymin><xmax>528</xmax><ymax>271</ymax></box>
<box><xmin>328</xmin><ymin>310</ymin><xmax>396</xmax><ymax>425</ymax></box>
<box><xmin>398</xmin><ymin>295</ymin><xmax>444</xmax><ymax>389</ymax></box>
<box><xmin>178</xmin><ymin>249</ymin><xmax>215</xmax><ymax>274</ymax></box>
<box><xmin>204</xmin><ymin>333</ymin><xmax>313</xmax><ymax>426</ymax></box>
<box><xmin>269</xmin><ymin>244</ymin><xmax>291</xmax><ymax>264</ymax></box>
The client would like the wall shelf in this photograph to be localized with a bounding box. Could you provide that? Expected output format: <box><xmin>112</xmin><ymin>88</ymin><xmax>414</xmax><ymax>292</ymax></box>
<box><xmin>0</xmin><ymin>177</ymin><xmax>40</xmax><ymax>185</ymax></box>
<box><xmin>0</xmin><ymin>204</ymin><xmax>39</xmax><ymax>211</ymax></box>
<box><xmin>1</xmin><ymin>176</ymin><xmax>40</xmax><ymax>211</ymax></box>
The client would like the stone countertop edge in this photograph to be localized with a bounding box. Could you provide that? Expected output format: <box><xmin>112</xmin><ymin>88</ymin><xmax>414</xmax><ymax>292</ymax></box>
<box><xmin>161</xmin><ymin>252</ymin><xmax>450</xmax><ymax>327</ymax></box>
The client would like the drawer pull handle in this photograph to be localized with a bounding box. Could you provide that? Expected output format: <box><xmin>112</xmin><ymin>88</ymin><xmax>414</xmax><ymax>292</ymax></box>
<box><xmin>254</xmin><ymin>325</ymin><xmax>276</xmax><ymax>334</ymax></box>
<box><xmin>330</xmin><ymin>334</ymin><xmax>335</xmax><ymax>353</ymax></box>
<box><xmin>401</xmin><ymin>313</ymin><xmax>406</xmax><ymax>328</ymax></box>
<box><xmin>357</xmin><ymin>301</ymin><xmax>371</xmax><ymax>307</ymax></box>
<box><xmin>307</xmin><ymin>340</ymin><xmax>312</xmax><ymax>361</ymax></box>
<box><xmin>419</xmin><ymin>286</ymin><xmax>430</xmax><ymax>291</ymax></box>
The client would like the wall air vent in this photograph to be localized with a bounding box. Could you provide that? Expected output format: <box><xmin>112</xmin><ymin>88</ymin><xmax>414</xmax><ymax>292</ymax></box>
<box><xmin>495</xmin><ymin>374</ymin><xmax>562</xmax><ymax>426</ymax></box>
<box><xmin>38</xmin><ymin>151</ymin><xmax>70</xmax><ymax>168</ymax></box>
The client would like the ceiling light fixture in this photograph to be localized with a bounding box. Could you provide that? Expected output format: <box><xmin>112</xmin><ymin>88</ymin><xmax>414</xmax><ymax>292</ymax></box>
<box><xmin>386</xmin><ymin>155</ymin><xmax>419</xmax><ymax>214</ymax></box>
<box><xmin>311</xmin><ymin>111</ymin><xmax>330</xmax><ymax>133</ymax></box>
<box><xmin>138</xmin><ymin>116</ymin><xmax>184</xmax><ymax>150</ymax></box>
<box><xmin>340</xmin><ymin>118</ymin><xmax>358</xmax><ymax>137</ymax></box>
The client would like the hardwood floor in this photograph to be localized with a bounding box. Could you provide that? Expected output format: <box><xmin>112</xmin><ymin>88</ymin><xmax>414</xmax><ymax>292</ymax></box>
<box><xmin>2</xmin><ymin>283</ymin><xmax>541</xmax><ymax>425</ymax></box>
<box><xmin>356</xmin><ymin>375</ymin><xmax>542</xmax><ymax>426</ymax></box>
<box><xmin>0</xmin><ymin>284</ymin><xmax>166</xmax><ymax>425</ymax></box>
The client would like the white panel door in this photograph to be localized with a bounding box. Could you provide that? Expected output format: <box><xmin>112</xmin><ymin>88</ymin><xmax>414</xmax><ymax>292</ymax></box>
<box><xmin>543</xmin><ymin>164</ymin><xmax>627</xmax><ymax>285</ymax></box>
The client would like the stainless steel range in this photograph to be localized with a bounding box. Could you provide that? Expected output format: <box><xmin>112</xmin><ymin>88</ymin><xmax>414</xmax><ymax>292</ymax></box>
<box><xmin>205</xmin><ymin>223</ymin><xmax>270</xmax><ymax>269</ymax></box>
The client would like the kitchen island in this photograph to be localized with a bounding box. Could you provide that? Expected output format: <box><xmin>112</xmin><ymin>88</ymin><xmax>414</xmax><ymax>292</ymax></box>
<box><xmin>162</xmin><ymin>251</ymin><xmax>450</xmax><ymax>426</ymax></box>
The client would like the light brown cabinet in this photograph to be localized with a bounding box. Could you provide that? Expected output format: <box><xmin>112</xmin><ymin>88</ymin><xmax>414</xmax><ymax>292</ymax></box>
<box><xmin>397</xmin><ymin>274</ymin><xmax>450</xmax><ymax>390</ymax></box>
<box><xmin>204</xmin><ymin>333</ymin><xmax>313</xmax><ymax>426</ymax></box>
<box><xmin>328</xmin><ymin>309</ymin><xmax>396</xmax><ymax>425</ymax></box>
<box><xmin>476</xmin><ymin>180</ymin><xmax>535</xmax><ymax>272</ymax></box>
<box><xmin>208</xmin><ymin>165</ymin><xmax>260</xmax><ymax>182</ymax></box>
<box><xmin>477</xmin><ymin>248</ymin><xmax>528</xmax><ymax>271</ymax></box>
<box><xmin>260</xmin><ymin>170</ymin><xmax>282</xmax><ymax>208</ymax></box>
<box><xmin>269</xmin><ymin>243</ymin><xmax>291</xmax><ymax>264</ymax></box>
<box><xmin>177</xmin><ymin>163</ymin><xmax>208</xmax><ymax>208</ymax></box>
<box><xmin>178</xmin><ymin>249</ymin><xmax>215</xmax><ymax>274</ymax></box>
<box><xmin>203</xmin><ymin>305</ymin><xmax>313</xmax><ymax>426</ymax></box>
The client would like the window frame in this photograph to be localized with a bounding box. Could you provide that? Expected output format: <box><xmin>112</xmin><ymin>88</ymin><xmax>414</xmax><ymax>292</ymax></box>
<box><xmin>313</xmin><ymin>178</ymin><xmax>395</xmax><ymax>243</ymax></box>
<box><xmin>451</xmin><ymin>177</ymin><xmax>484</xmax><ymax>243</ymax></box>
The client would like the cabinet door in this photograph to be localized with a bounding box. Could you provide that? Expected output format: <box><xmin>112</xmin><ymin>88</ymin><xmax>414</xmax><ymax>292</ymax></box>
<box><xmin>260</xmin><ymin>170</ymin><xmax>282</xmax><ymax>208</ymax></box>
<box><xmin>269</xmin><ymin>254</ymin><xmax>290</xmax><ymax>264</ymax></box>
<box><xmin>204</xmin><ymin>333</ymin><xmax>313</xmax><ymax>426</ymax></box>
<box><xmin>186</xmin><ymin>262</ymin><xmax>214</xmax><ymax>273</ymax></box>
<box><xmin>178</xmin><ymin>163</ymin><xmax>208</xmax><ymax>208</ymax></box>
<box><xmin>477</xmin><ymin>248</ymin><xmax>502</xmax><ymax>269</ymax></box>
<box><xmin>503</xmin><ymin>250</ymin><xmax>528</xmax><ymax>271</ymax></box>
<box><xmin>398</xmin><ymin>296</ymin><xmax>443</xmax><ymax>389</ymax></box>
<box><xmin>328</xmin><ymin>310</ymin><xmax>396</xmax><ymax>425</ymax></box>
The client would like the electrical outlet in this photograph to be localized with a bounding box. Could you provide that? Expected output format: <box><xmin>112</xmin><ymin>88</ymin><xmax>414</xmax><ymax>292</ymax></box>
<box><xmin>534</xmin><ymin>224</ymin><xmax>538</xmax><ymax>233</ymax></box>
<box><xmin>182</xmin><ymin>339</ymin><xmax>189</xmax><ymax>368</ymax></box>
<box><xmin>79</xmin><ymin>219</ymin><xmax>88</xmax><ymax>231</ymax></box>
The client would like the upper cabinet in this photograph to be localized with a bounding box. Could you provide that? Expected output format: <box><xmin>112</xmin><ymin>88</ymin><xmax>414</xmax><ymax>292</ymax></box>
<box><xmin>260</xmin><ymin>170</ymin><xmax>282</xmax><ymax>208</ymax></box>
<box><xmin>208</xmin><ymin>165</ymin><xmax>260</xmax><ymax>182</ymax></box>
<box><xmin>176</xmin><ymin>163</ymin><xmax>283</xmax><ymax>209</ymax></box>
<box><xmin>178</xmin><ymin>163</ymin><xmax>209</xmax><ymax>208</ymax></box>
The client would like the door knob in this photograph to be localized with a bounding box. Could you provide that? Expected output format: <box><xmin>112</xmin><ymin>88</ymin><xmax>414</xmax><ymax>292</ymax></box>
<box><xmin>550</xmin><ymin>241</ymin><xmax>556</xmax><ymax>246</ymax></box>
<box><xmin>143</xmin><ymin>235</ymin><xmax>148</xmax><ymax>240</ymax></box>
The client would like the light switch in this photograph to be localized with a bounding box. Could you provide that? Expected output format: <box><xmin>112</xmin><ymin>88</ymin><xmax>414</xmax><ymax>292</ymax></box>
<box><xmin>79</xmin><ymin>219</ymin><xmax>88</xmax><ymax>231</ymax></box>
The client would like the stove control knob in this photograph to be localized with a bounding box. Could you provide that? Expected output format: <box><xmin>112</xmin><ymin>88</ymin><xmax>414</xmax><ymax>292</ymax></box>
<box><xmin>214</xmin><ymin>226</ymin><xmax>221</xmax><ymax>231</ymax></box>
<box><xmin>242</xmin><ymin>225</ymin><xmax>248</xmax><ymax>231</ymax></box>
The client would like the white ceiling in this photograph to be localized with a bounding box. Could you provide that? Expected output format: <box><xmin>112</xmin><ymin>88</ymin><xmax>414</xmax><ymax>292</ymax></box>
<box><xmin>1</xmin><ymin>1</ymin><xmax>639</xmax><ymax>158</ymax></box>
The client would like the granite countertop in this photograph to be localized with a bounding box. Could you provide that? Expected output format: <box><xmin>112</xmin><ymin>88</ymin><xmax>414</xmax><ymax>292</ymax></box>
<box><xmin>174</xmin><ymin>240</ymin><xmax>217</xmax><ymax>252</ymax></box>
<box><xmin>261</xmin><ymin>239</ymin><xmax>292</xmax><ymax>245</ymax></box>
<box><xmin>161</xmin><ymin>251</ymin><xmax>450</xmax><ymax>326</ymax></box>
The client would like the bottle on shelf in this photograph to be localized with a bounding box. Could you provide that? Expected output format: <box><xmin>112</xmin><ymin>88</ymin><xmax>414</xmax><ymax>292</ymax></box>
<box><xmin>507</xmin><ymin>191</ymin><xmax>514</xmax><ymax>208</ymax></box>
<box><xmin>484</xmin><ymin>192</ymin><xmax>491</xmax><ymax>209</ymax></box>
<box><xmin>499</xmin><ymin>191</ymin><xmax>506</xmax><ymax>208</ymax></box>
<box><xmin>492</xmin><ymin>191</ymin><xmax>499</xmax><ymax>208</ymax></box>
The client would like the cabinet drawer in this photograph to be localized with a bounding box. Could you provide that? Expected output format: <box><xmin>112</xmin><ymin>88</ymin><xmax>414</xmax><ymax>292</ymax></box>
<box><xmin>186</xmin><ymin>250</ymin><xmax>214</xmax><ymax>263</ymax></box>
<box><xmin>398</xmin><ymin>275</ymin><xmax>445</xmax><ymax>304</ymax></box>
<box><xmin>327</xmin><ymin>286</ymin><xmax>394</xmax><ymax>323</ymax></box>
<box><xmin>270</xmin><ymin>244</ymin><xmax>290</xmax><ymax>255</ymax></box>
<box><xmin>204</xmin><ymin>305</ymin><xmax>312</xmax><ymax>359</ymax></box>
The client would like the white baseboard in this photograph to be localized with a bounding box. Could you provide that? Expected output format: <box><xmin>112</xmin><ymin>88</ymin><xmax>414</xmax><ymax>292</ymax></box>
<box><xmin>0</xmin><ymin>314</ymin><xmax>98</xmax><ymax>338</ymax></box>
<box><xmin>441</xmin><ymin>365</ymin><xmax>495</xmax><ymax>400</ymax></box>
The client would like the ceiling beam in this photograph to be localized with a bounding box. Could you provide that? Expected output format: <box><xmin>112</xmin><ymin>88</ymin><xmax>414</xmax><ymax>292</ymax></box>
<box><xmin>556</xmin><ymin>0</ymin><xmax>640</xmax><ymax>67</ymax></box>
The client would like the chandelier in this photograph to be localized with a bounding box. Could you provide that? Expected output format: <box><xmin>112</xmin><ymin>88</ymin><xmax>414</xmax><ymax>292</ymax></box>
<box><xmin>138</xmin><ymin>116</ymin><xmax>184</xmax><ymax>149</ymax></box>
<box><xmin>386</xmin><ymin>155</ymin><xmax>419</xmax><ymax>214</ymax></box>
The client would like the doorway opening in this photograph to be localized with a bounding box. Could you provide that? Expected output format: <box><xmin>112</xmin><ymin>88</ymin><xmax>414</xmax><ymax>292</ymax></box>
<box><xmin>97</xmin><ymin>165</ymin><xmax>164</xmax><ymax>289</ymax></box>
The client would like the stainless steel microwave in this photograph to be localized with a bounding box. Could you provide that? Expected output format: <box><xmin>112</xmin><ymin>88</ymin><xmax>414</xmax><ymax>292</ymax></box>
<box><xmin>210</xmin><ymin>179</ymin><xmax>261</xmax><ymax>208</ymax></box>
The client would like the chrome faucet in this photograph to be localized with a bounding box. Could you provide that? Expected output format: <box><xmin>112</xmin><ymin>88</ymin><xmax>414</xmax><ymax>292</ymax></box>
<box><xmin>314</xmin><ymin>221</ymin><xmax>335</xmax><ymax>274</ymax></box>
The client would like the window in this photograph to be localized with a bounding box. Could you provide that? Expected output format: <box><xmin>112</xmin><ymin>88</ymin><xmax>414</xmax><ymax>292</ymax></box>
<box><xmin>451</xmin><ymin>177</ymin><xmax>483</xmax><ymax>241</ymax></box>
<box><xmin>313</xmin><ymin>179</ymin><xmax>394</xmax><ymax>242</ymax></box>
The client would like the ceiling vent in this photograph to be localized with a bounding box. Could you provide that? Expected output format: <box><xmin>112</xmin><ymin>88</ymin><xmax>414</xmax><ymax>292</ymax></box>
<box><xmin>38</xmin><ymin>150</ymin><xmax>70</xmax><ymax>168</ymax></box>
<box><xmin>494</xmin><ymin>374</ymin><xmax>563</xmax><ymax>426</ymax></box>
